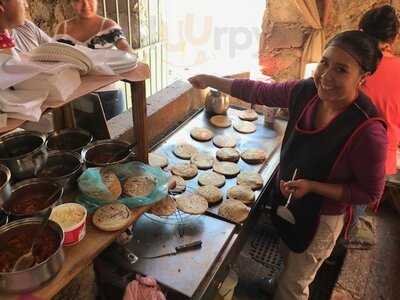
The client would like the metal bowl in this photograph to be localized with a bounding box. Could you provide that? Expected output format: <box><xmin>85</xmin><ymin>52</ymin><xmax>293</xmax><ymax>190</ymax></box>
<box><xmin>37</xmin><ymin>151</ymin><xmax>84</xmax><ymax>192</ymax></box>
<box><xmin>0</xmin><ymin>131</ymin><xmax>48</xmax><ymax>181</ymax></box>
<box><xmin>81</xmin><ymin>139</ymin><xmax>132</xmax><ymax>167</ymax></box>
<box><xmin>0</xmin><ymin>164</ymin><xmax>11</xmax><ymax>207</ymax></box>
<box><xmin>0</xmin><ymin>217</ymin><xmax>65</xmax><ymax>293</ymax></box>
<box><xmin>3</xmin><ymin>179</ymin><xmax>63</xmax><ymax>219</ymax></box>
<box><xmin>46</xmin><ymin>128</ymin><xmax>93</xmax><ymax>153</ymax></box>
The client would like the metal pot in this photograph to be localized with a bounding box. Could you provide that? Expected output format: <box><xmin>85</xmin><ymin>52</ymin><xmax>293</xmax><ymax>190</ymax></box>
<box><xmin>205</xmin><ymin>89</ymin><xmax>230</xmax><ymax>115</ymax></box>
<box><xmin>2</xmin><ymin>179</ymin><xmax>63</xmax><ymax>220</ymax></box>
<box><xmin>47</xmin><ymin>128</ymin><xmax>93</xmax><ymax>153</ymax></box>
<box><xmin>37</xmin><ymin>150</ymin><xmax>84</xmax><ymax>192</ymax></box>
<box><xmin>0</xmin><ymin>164</ymin><xmax>11</xmax><ymax>207</ymax></box>
<box><xmin>81</xmin><ymin>139</ymin><xmax>133</xmax><ymax>167</ymax></box>
<box><xmin>0</xmin><ymin>217</ymin><xmax>65</xmax><ymax>293</ymax></box>
<box><xmin>0</xmin><ymin>131</ymin><xmax>48</xmax><ymax>181</ymax></box>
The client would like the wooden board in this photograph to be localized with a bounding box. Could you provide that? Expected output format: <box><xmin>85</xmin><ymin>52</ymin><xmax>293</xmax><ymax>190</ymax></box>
<box><xmin>0</xmin><ymin>205</ymin><xmax>150</xmax><ymax>300</ymax></box>
<box><xmin>0</xmin><ymin>63</ymin><xmax>150</xmax><ymax>134</ymax></box>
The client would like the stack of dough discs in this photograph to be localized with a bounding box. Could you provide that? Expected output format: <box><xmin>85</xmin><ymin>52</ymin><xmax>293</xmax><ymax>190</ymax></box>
<box><xmin>233</xmin><ymin>121</ymin><xmax>256</xmax><ymax>134</ymax></box>
<box><xmin>148</xmin><ymin>152</ymin><xmax>168</xmax><ymax>168</ymax></box>
<box><xmin>238</xmin><ymin>109</ymin><xmax>258</xmax><ymax>121</ymax></box>
<box><xmin>237</xmin><ymin>171</ymin><xmax>264</xmax><ymax>190</ymax></box>
<box><xmin>218</xmin><ymin>199</ymin><xmax>250</xmax><ymax>223</ymax></box>
<box><xmin>173</xmin><ymin>143</ymin><xmax>198</xmax><ymax>159</ymax></box>
<box><xmin>216</xmin><ymin>148</ymin><xmax>240</xmax><ymax>162</ymax></box>
<box><xmin>171</xmin><ymin>163</ymin><xmax>198</xmax><ymax>179</ymax></box>
<box><xmin>241</xmin><ymin>148</ymin><xmax>267</xmax><ymax>164</ymax></box>
<box><xmin>93</xmin><ymin>203</ymin><xmax>132</xmax><ymax>231</ymax></box>
<box><xmin>123</xmin><ymin>175</ymin><xmax>156</xmax><ymax>197</ymax></box>
<box><xmin>227</xmin><ymin>185</ymin><xmax>255</xmax><ymax>205</ymax></box>
<box><xmin>209</xmin><ymin>115</ymin><xmax>232</xmax><ymax>128</ymax></box>
<box><xmin>150</xmin><ymin>195</ymin><xmax>177</xmax><ymax>216</ymax></box>
<box><xmin>190</xmin><ymin>127</ymin><xmax>214</xmax><ymax>142</ymax></box>
<box><xmin>176</xmin><ymin>193</ymin><xmax>208</xmax><ymax>215</ymax></box>
<box><xmin>212</xmin><ymin>135</ymin><xmax>237</xmax><ymax>148</ymax></box>
<box><xmin>168</xmin><ymin>175</ymin><xmax>186</xmax><ymax>193</ymax></box>
<box><xmin>198</xmin><ymin>171</ymin><xmax>225</xmax><ymax>187</ymax></box>
<box><xmin>196</xmin><ymin>185</ymin><xmax>223</xmax><ymax>204</ymax></box>
<box><xmin>213</xmin><ymin>161</ymin><xmax>240</xmax><ymax>177</ymax></box>
<box><xmin>190</xmin><ymin>152</ymin><xmax>214</xmax><ymax>170</ymax></box>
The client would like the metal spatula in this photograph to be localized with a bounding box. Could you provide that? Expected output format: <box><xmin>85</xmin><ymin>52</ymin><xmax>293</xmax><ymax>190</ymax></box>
<box><xmin>276</xmin><ymin>168</ymin><xmax>298</xmax><ymax>224</ymax></box>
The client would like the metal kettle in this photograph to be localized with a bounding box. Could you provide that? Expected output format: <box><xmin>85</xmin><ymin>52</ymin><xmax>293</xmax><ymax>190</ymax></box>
<box><xmin>205</xmin><ymin>89</ymin><xmax>229</xmax><ymax>115</ymax></box>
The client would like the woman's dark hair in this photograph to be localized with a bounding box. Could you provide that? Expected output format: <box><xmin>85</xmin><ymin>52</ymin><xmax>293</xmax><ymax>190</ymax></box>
<box><xmin>359</xmin><ymin>5</ymin><xmax>399</xmax><ymax>43</ymax></box>
<box><xmin>325</xmin><ymin>30</ymin><xmax>382</xmax><ymax>74</ymax></box>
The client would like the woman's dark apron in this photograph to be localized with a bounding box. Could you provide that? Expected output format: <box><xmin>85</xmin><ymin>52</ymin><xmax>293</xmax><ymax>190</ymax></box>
<box><xmin>270</xmin><ymin>78</ymin><xmax>383</xmax><ymax>253</ymax></box>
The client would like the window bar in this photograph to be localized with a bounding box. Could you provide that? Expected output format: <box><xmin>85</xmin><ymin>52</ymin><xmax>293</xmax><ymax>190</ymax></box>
<box><xmin>126</xmin><ymin>0</ymin><xmax>132</xmax><ymax>46</ymax></box>
<box><xmin>102</xmin><ymin>0</ymin><xmax>107</xmax><ymax>17</ymax></box>
<box><xmin>147</xmin><ymin>0</ymin><xmax>151</xmax><ymax>46</ymax></box>
<box><xmin>155</xmin><ymin>45</ymin><xmax>158</xmax><ymax>91</ymax></box>
<box><xmin>115</xmin><ymin>0</ymin><xmax>120</xmax><ymax>25</ymax></box>
<box><xmin>124</xmin><ymin>0</ymin><xmax>131</xmax><ymax>108</ymax></box>
<box><xmin>147</xmin><ymin>0</ymin><xmax>152</xmax><ymax>95</ymax></box>
<box><xmin>160</xmin><ymin>42</ymin><xmax>164</xmax><ymax>88</ymax></box>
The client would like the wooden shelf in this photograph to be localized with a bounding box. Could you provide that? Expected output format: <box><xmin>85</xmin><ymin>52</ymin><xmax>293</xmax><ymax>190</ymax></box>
<box><xmin>0</xmin><ymin>62</ymin><xmax>150</xmax><ymax>134</ymax></box>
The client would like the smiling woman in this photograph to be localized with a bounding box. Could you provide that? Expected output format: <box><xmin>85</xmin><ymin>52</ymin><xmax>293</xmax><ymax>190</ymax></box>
<box><xmin>53</xmin><ymin>0</ymin><xmax>133</xmax><ymax>120</ymax></box>
<box><xmin>187</xmin><ymin>30</ymin><xmax>387</xmax><ymax>300</ymax></box>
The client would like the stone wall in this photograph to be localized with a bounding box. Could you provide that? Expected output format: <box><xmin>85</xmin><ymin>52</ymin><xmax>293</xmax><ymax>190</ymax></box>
<box><xmin>26</xmin><ymin>0</ymin><xmax>75</xmax><ymax>35</ymax></box>
<box><xmin>259</xmin><ymin>0</ymin><xmax>400</xmax><ymax>81</ymax></box>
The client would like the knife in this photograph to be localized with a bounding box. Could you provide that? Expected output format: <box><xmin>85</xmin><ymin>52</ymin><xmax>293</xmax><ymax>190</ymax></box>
<box><xmin>140</xmin><ymin>240</ymin><xmax>202</xmax><ymax>259</ymax></box>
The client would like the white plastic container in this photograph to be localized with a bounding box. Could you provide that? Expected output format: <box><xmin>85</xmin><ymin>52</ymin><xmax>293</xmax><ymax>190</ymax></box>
<box><xmin>50</xmin><ymin>203</ymin><xmax>87</xmax><ymax>246</ymax></box>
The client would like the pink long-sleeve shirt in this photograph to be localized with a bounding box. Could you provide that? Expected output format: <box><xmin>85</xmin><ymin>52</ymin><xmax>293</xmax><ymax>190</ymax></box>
<box><xmin>231</xmin><ymin>79</ymin><xmax>387</xmax><ymax>215</ymax></box>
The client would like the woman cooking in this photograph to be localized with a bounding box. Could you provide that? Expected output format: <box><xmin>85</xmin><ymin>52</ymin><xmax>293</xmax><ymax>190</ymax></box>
<box><xmin>189</xmin><ymin>30</ymin><xmax>387</xmax><ymax>300</ymax></box>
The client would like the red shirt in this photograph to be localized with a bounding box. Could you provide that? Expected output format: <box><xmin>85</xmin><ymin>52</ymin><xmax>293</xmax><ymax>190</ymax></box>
<box><xmin>231</xmin><ymin>79</ymin><xmax>387</xmax><ymax>215</ymax></box>
<box><xmin>363</xmin><ymin>56</ymin><xmax>400</xmax><ymax>175</ymax></box>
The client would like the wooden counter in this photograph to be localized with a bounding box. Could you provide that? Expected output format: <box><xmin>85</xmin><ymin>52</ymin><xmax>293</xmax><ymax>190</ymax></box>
<box><xmin>0</xmin><ymin>61</ymin><xmax>152</xmax><ymax>299</ymax></box>
<box><xmin>1</xmin><ymin>205</ymin><xmax>150</xmax><ymax>300</ymax></box>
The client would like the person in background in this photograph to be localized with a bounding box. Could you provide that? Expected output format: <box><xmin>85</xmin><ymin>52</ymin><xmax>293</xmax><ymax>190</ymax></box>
<box><xmin>11</xmin><ymin>19</ymin><xmax>51</xmax><ymax>53</ymax></box>
<box><xmin>1</xmin><ymin>0</ymin><xmax>50</xmax><ymax>53</ymax></box>
<box><xmin>54</xmin><ymin>0</ymin><xmax>134</xmax><ymax>120</ymax></box>
<box><xmin>360</xmin><ymin>5</ymin><xmax>400</xmax><ymax>176</ymax></box>
<box><xmin>0</xmin><ymin>0</ymin><xmax>25</xmax><ymax>54</ymax></box>
<box><xmin>189</xmin><ymin>31</ymin><xmax>387</xmax><ymax>300</ymax></box>
<box><xmin>347</xmin><ymin>5</ymin><xmax>400</xmax><ymax>228</ymax></box>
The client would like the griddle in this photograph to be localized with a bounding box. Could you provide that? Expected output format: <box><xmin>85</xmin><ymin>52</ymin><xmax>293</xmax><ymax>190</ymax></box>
<box><xmin>152</xmin><ymin>107</ymin><xmax>286</xmax><ymax>217</ymax></box>
<box><xmin>109</xmin><ymin>107</ymin><xmax>285</xmax><ymax>298</ymax></box>
<box><xmin>119</xmin><ymin>213</ymin><xmax>236</xmax><ymax>298</ymax></box>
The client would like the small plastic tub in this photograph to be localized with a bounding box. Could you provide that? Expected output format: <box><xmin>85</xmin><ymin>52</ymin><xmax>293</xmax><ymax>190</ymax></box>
<box><xmin>50</xmin><ymin>203</ymin><xmax>87</xmax><ymax>246</ymax></box>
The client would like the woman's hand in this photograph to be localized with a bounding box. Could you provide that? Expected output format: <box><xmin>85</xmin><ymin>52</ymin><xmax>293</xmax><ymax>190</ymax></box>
<box><xmin>188</xmin><ymin>75</ymin><xmax>210</xmax><ymax>89</ymax></box>
<box><xmin>279</xmin><ymin>180</ymin><xmax>291</xmax><ymax>198</ymax></box>
<box><xmin>280</xmin><ymin>179</ymin><xmax>314</xmax><ymax>199</ymax></box>
<box><xmin>188</xmin><ymin>75</ymin><xmax>234</xmax><ymax>94</ymax></box>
